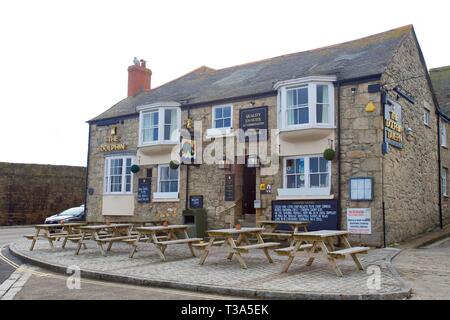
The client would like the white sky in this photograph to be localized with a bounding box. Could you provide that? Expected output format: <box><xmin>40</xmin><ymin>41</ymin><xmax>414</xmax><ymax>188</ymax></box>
<box><xmin>0</xmin><ymin>0</ymin><xmax>449</xmax><ymax>167</ymax></box>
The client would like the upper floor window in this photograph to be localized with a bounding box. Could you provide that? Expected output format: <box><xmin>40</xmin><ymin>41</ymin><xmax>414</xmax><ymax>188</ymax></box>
<box><xmin>137</xmin><ymin>103</ymin><xmax>181</xmax><ymax>145</ymax></box>
<box><xmin>423</xmin><ymin>108</ymin><xmax>430</xmax><ymax>126</ymax></box>
<box><xmin>213</xmin><ymin>104</ymin><xmax>232</xmax><ymax>129</ymax></box>
<box><xmin>104</xmin><ymin>156</ymin><xmax>134</xmax><ymax>194</ymax></box>
<box><xmin>275</xmin><ymin>76</ymin><xmax>336</xmax><ymax>130</ymax></box>
<box><xmin>441</xmin><ymin>120</ymin><xmax>447</xmax><ymax>147</ymax></box>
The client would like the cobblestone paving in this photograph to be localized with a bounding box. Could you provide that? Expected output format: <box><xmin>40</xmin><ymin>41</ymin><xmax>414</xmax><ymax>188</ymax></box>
<box><xmin>394</xmin><ymin>238</ymin><xmax>450</xmax><ymax>300</ymax></box>
<box><xmin>11</xmin><ymin>239</ymin><xmax>408</xmax><ymax>297</ymax></box>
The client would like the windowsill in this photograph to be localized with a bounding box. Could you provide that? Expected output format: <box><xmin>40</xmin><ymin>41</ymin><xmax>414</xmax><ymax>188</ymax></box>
<box><xmin>279</xmin><ymin>124</ymin><xmax>335</xmax><ymax>132</ymax></box>
<box><xmin>206</xmin><ymin>127</ymin><xmax>233</xmax><ymax>139</ymax></box>
<box><xmin>152</xmin><ymin>199</ymin><xmax>180</xmax><ymax>203</ymax></box>
<box><xmin>103</xmin><ymin>193</ymin><xmax>133</xmax><ymax>196</ymax></box>
<box><xmin>276</xmin><ymin>194</ymin><xmax>334</xmax><ymax>200</ymax></box>
<box><xmin>138</xmin><ymin>140</ymin><xmax>178</xmax><ymax>148</ymax></box>
<box><xmin>279</xmin><ymin>125</ymin><xmax>335</xmax><ymax>141</ymax></box>
<box><xmin>153</xmin><ymin>192</ymin><xmax>179</xmax><ymax>201</ymax></box>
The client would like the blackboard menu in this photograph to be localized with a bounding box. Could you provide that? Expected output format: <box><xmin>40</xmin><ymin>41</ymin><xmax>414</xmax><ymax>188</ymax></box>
<box><xmin>272</xmin><ymin>200</ymin><xmax>338</xmax><ymax>231</ymax></box>
<box><xmin>224</xmin><ymin>174</ymin><xmax>235</xmax><ymax>201</ymax></box>
<box><xmin>189</xmin><ymin>195</ymin><xmax>203</xmax><ymax>209</ymax></box>
<box><xmin>137</xmin><ymin>178</ymin><xmax>151</xmax><ymax>203</ymax></box>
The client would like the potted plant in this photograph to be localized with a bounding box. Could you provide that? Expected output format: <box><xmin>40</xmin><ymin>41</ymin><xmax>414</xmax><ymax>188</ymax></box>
<box><xmin>130</xmin><ymin>164</ymin><xmax>140</xmax><ymax>173</ymax></box>
<box><xmin>323</xmin><ymin>148</ymin><xmax>336</xmax><ymax>161</ymax></box>
<box><xmin>169</xmin><ymin>160</ymin><xmax>179</xmax><ymax>170</ymax></box>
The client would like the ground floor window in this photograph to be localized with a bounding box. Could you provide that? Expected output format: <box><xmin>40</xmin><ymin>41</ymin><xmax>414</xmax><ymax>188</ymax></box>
<box><xmin>104</xmin><ymin>156</ymin><xmax>134</xmax><ymax>194</ymax></box>
<box><xmin>153</xmin><ymin>164</ymin><xmax>179</xmax><ymax>200</ymax></box>
<box><xmin>279</xmin><ymin>155</ymin><xmax>330</xmax><ymax>197</ymax></box>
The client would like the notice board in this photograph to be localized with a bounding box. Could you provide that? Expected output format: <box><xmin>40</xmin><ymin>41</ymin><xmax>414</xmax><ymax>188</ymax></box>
<box><xmin>272</xmin><ymin>199</ymin><xmax>339</xmax><ymax>231</ymax></box>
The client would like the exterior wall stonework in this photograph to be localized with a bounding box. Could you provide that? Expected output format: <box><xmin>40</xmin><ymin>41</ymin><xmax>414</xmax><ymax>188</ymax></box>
<box><xmin>381</xmin><ymin>32</ymin><xmax>440</xmax><ymax>244</ymax></box>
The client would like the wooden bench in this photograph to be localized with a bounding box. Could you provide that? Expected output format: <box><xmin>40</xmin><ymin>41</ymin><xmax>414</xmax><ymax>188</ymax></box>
<box><xmin>328</xmin><ymin>246</ymin><xmax>369</xmax><ymax>259</ymax></box>
<box><xmin>96</xmin><ymin>235</ymin><xmax>137</xmax><ymax>243</ymax></box>
<box><xmin>155</xmin><ymin>238</ymin><xmax>202</xmax><ymax>245</ymax></box>
<box><xmin>274</xmin><ymin>244</ymin><xmax>313</xmax><ymax>256</ymax></box>
<box><xmin>236</xmin><ymin>242</ymin><xmax>280</xmax><ymax>253</ymax></box>
<box><xmin>191</xmin><ymin>240</ymin><xmax>225</xmax><ymax>249</ymax></box>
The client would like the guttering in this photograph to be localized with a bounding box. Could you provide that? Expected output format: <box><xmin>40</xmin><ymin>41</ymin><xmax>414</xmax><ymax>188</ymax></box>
<box><xmin>273</xmin><ymin>75</ymin><xmax>338</xmax><ymax>90</ymax></box>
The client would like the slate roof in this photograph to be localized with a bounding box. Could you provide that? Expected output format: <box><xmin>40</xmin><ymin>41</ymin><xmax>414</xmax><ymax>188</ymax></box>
<box><xmin>89</xmin><ymin>25</ymin><xmax>413</xmax><ymax>122</ymax></box>
<box><xmin>430</xmin><ymin>66</ymin><xmax>450</xmax><ymax>116</ymax></box>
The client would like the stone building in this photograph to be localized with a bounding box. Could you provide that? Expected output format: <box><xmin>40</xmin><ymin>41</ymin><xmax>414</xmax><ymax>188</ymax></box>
<box><xmin>86</xmin><ymin>25</ymin><xmax>447</xmax><ymax>247</ymax></box>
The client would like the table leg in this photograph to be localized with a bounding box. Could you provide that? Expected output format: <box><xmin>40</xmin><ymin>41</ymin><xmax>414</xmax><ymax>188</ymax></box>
<box><xmin>305</xmin><ymin>241</ymin><xmax>319</xmax><ymax>266</ymax></box>
<box><xmin>129</xmin><ymin>233</ymin><xmax>141</xmax><ymax>258</ymax></box>
<box><xmin>199</xmin><ymin>236</ymin><xmax>215</xmax><ymax>265</ymax></box>
<box><xmin>75</xmin><ymin>232</ymin><xmax>86</xmax><ymax>255</ymax></box>
<box><xmin>282</xmin><ymin>239</ymin><xmax>303</xmax><ymax>272</ymax></box>
<box><xmin>188</xmin><ymin>242</ymin><xmax>196</xmax><ymax>257</ymax></box>
<box><xmin>341</xmin><ymin>235</ymin><xmax>364</xmax><ymax>271</ymax></box>
<box><xmin>226</xmin><ymin>237</ymin><xmax>247</xmax><ymax>269</ymax></box>
<box><xmin>256</xmin><ymin>232</ymin><xmax>273</xmax><ymax>264</ymax></box>
<box><xmin>45</xmin><ymin>230</ymin><xmax>55</xmax><ymax>250</ymax></box>
<box><xmin>153</xmin><ymin>244</ymin><xmax>166</xmax><ymax>261</ymax></box>
<box><xmin>318</xmin><ymin>241</ymin><xmax>343</xmax><ymax>277</ymax></box>
<box><xmin>227</xmin><ymin>234</ymin><xmax>243</xmax><ymax>260</ymax></box>
<box><xmin>94</xmin><ymin>232</ymin><xmax>106</xmax><ymax>256</ymax></box>
<box><xmin>29</xmin><ymin>228</ymin><xmax>40</xmax><ymax>251</ymax></box>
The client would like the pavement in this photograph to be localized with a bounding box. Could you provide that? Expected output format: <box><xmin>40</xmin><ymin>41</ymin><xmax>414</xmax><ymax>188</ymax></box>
<box><xmin>8</xmin><ymin>237</ymin><xmax>410</xmax><ymax>299</ymax></box>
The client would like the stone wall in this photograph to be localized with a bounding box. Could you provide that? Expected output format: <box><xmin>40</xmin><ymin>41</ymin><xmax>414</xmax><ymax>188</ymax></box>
<box><xmin>0</xmin><ymin>162</ymin><xmax>86</xmax><ymax>225</ymax></box>
<box><xmin>441</xmin><ymin>124</ymin><xmax>450</xmax><ymax>226</ymax></box>
<box><xmin>381</xmin><ymin>31</ymin><xmax>441</xmax><ymax>244</ymax></box>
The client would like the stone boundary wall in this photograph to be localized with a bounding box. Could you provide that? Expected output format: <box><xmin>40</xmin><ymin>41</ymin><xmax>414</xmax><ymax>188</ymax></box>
<box><xmin>0</xmin><ymin>162</ymin><xmax>86</xmax><ymax>225</ymax></box>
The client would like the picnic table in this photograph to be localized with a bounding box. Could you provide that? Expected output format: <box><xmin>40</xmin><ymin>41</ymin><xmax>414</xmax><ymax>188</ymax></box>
<box><xmin>198</xmin><ymin>227</ymin><xmax>280</xmax><ymax>269</ymax></box>
<box><xmin>276</xmin><ymin>230</ymin><xmax>369</xmax><ymax>276</ymax></box>
<box><xmin>258</xmin><ymin>220</ymin><xmax>309</xmax><ymax>244</ymax></box>
<box><xmin>74</xmin><ymin>223</ymin><xmax>134</xmax><ymax>256</ymax></box>
<box><xmin>24</xmin><ymin>223</ymin><xmax>86</xmax><ymax>251</ymax></box>
<box><xmin>128</xmin><ymin>225</ymin><xmax>202</xmax><ymax>261</ymax></box>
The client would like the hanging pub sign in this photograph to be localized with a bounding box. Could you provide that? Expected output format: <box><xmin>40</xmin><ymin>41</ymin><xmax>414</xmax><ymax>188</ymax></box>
<box><xmin>272</xmin><ymin>199</ymin><xmax>338</xmax><ymax>231</ymax></box>
<box><xmin>384</xmin><ymin>99</ymin><xmax>403</xmax><ymax>149</ymax></box>
<box><xmin>393</xmin><ymin>86</ymin><xmax>415</xmax><ymax>104</ymax></box>
<box><xmin>137</xmin><ymin>178</ymin><xmax>151</xmax><ymax>203</ymax></box>
<box><xmin>239</xmin><ymin>106</ymin><xmax>268</xmax><ymax>142</ymax></box>
<box><xmin>98</xmin><ymin>126</ymin><xmax>128</xmax><ymax>152</ymax></box>
<box><xmin>180</xmin><ymin>137</ymin><xmax>196</xmax><ymax>164</ymax></box>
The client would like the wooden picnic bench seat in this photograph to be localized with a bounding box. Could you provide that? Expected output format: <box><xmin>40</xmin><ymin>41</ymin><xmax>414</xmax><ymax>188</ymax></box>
<box><xmin>191</xmin><ymin>240</ymin><xmax>225</xmax><ymax>249</ymax></box>
<box><xmin>328</xmin><ymin>246</ymin><xmax>369</xmax><ymax>258</ymax></box>
<box><xmin>261</xmin><ymin>232</ymin><xmax>293</xmax><ymax>237</ymax></box>
<box><xmin>96</xmin><ymin>235</ymin><xmax>137</xmax><ymax>243</ymax></box>
<box><xmin>155</xmin><ymin>238</ymin><xmax>202</xmax><ymax>245</ymax></box>
<box><xmin>236</xmin><ymin>242</ymin><xmax>280</xmax><ymax>253</ymax></box>
<box><xmin>274</xmin><ymin>244</ymin><xmax>313</xmax><ymax>256</ymax></box>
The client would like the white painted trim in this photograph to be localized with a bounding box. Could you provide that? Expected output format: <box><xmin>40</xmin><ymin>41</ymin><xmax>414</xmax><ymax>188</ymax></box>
<box><xmin>103</xmin><ymin>155</ymin><xmax>135</xmax><ymax>195</ymax></box>
<box><xmin>157</xmin><ymin>164</ymin><xmax>180</xmax><ymax>195</ymax></box>
<box><xmin>276</xmin><ymin>194</ymin><xmax>335</xmax><ymax>200</ymax></box>
<box><xmin>138</xmin><ymin>107</ymin><xmax>181</xmax><ymax>146</ymax></box>
<box><xmin>136</xmin><ymin>101</ymin><xmax>181</xmax><ymax>111</ymax></box>
<box><xmin>153</xmin><ymin>192</ymin><xmax>179</xmax><ymax>200</ymax></box>
<box><xmin>273</xmin><ymin>75</ymin><xmax>337</xmax><ymax>90</ymax></box>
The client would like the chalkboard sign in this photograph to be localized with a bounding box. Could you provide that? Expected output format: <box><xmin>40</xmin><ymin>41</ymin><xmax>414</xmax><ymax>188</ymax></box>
<box><xmin>189</xmin><ymin>195</ymin><xmax>203</xmax><ymax>209</ymax></box>
<box><xmin>272</xmin><ymin>199</ymin><xmax>338</xmax><ymax>231</ymax></box>
<box><xmin>138</xmin><ymin>178</ymin><xmax>151</xmax><ymax>203</ymax></box>
<box><xmin>224</xmin><ymin>174</ymin><xmax>235</xmax><ymax>201</ymax></box>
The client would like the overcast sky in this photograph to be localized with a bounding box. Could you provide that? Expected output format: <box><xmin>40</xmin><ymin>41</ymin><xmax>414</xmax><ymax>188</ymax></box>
<box><xmin>0</xmin><ymin>0</ymin><xmax>448</xmax><ymax>167</ymax></box>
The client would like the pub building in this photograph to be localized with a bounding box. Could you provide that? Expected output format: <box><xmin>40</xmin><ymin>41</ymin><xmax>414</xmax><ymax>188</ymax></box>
<box><xmin>85</xmin><ymin>25</ymin><xmax>449</xmax><ymax>247</ymax></box>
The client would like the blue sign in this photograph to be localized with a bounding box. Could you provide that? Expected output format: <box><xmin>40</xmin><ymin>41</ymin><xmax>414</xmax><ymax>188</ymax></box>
<box><xmin>138</xmin><ymin>178</ymin><xmax>151</xmax><ymax>203</ymax></box>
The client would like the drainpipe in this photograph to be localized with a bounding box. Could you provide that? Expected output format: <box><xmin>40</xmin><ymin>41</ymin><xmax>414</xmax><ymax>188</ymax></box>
<box><xmin>336</xmin><ymin>81</ymin><xmax>342</xmax><ymax>231</ymax></box>
<box><xmin>185</xmin><ymin>107</ymin><xmax>191</xmax><ymax>211</ymax></box>
<box><xmin>381</xmin><ymin>91</ymin><xmax>387</xmax><ymax>248</ymax></box>
<box><xmin>437</xmin><ymin>114</ymin><xmax>443</xmax><ymax>229</ymax></box>
<box><xmin>84</xmin><ymin>123</ymin><xmax>91</xmax><ymax>220</ymax></box>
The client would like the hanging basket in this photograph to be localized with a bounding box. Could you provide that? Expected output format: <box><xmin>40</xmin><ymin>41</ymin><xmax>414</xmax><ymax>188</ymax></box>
<box><xmin>130</xmin><ymin>164</ymin><xmax>140</xmax><ymax>173</ymax></box>
<box><xmin>323</xmin><ymin>148</ymin><xmax>336</xmax><ymax>161</ymax></box>
<box><xmin>169</xmin><ymin>160</ymin><xmax>180</xmax><ymax>170</ymax></box>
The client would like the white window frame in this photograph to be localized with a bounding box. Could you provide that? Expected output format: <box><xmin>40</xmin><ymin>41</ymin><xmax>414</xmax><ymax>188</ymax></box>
<box><xmin>423</xmin><ymin>108</ymin><xmax>430</xmax><ymax>126</ymax></box>
<box><xmin>212</xmin><ymin>104</ymin><xmax>233</xmax><ymax>129</ymax></box>
<box><xmin>442</xmin><ymin>167</ymin><xmax>448</xmax><ymax>197</ymax></box>
<box><xmin>279</xmin><ymin>154</ymin><xmax>331</xmax><ymax>197</ymax></box>
<box><xmin>441</xmin><ymin>120</ymin><xmax>447</xmax><ymax>147</ymax></box>
<box><xmin>154</xmin><ymin>164</ymin><xmax>179</xmax><ymax>200</ymax></box>
<box><xmin>137</xmin><ymin>102</ymin><xmax>181</xmax><ymax>146</ymax></box>
<box><xmin>104</xmin><ymin>155</ymin><xmax>135</xmax><ymax>194</ymax></box>
<box><xmin>275</xmin><ymin>76</ymin><xmax>336</xmax><ymax>131</ymax></box>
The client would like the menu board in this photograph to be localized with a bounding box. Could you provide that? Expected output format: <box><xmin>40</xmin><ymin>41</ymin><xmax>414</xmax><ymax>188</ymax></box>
<box><xmin>224</xmin><ymin>174</ymin><xmax>235</xmax><ymax>201</ymax></box>
<box><xmin>137</xmin><ymin>178</ymin><xmax>151</xmax><ymax>203</ymax></box>
<box><xmin>272</xmin><ymin>200</ymin><xmax>338</xmax><ymax>231</ymax></box>
<box><xmin>189</xmin><ymin>195</ymin><xmax>204</xmax><ymax>209</ymax></box>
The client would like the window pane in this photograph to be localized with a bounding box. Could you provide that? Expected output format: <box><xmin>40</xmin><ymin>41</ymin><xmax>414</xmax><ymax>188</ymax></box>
<box><xmin>223</xmin><ymin>106</ymin><xmax>231</xmax><ymax>118</ymax></box>
<box><xmin>310</xmin><ymin>174</ymin><xmax>319</xmax><ymax>187</ymax></box>
<box><xmin>160</xmin><ymin>181</ymin><xmax>169</xmax><ymax>192</ymax></box>
<box><xmin>310</xmin><ymin>158</ymin><xmax>318</xmax><ymax>173</ymax></box>
<box><xmin>215</xmin><ymin>119</ymin><xmax>223</xmax><ymax>128</ymax></box>
<box><xmin>287</xmin><ymin>90</ymin><xmax>294</xmax><ymax>107</ymax></box>
<box><xmin>296</xmin><ymin>175</ymin><xmax>305</xmax><ymax>188</ymax></box>
<box><xmin>169</xmin><ymin>181</ymin><xmax>178</xmax><ymax>192</ymax></box>
<box><xmin>317</xmin><ymin>104</ymin><xmax>329</xmax><ymax>123</ymax></box>
<box><xmin>160</xmin><ymin>166</ymin><xmax>169</xmax><ymax>180</ymax></box>
<box><xmin>298</xmin><ymin>87</ymin><xmax>308</xmax><ymax>105</ymax></box>
<box><xmin>143</xmin><ymin>113</ymin><xmax>150</xmax><ymax>127</ymax></box>
<box><xmin>223</xmin><ymin>118</ymin><xmax>231</xmax><ymax>128</ymax></box>
<box><xmin>299</xmin><ymin>108</ymin><xmax>308</xmax><ymax>124</ymax></box>
<box><xmin>296</xmin><ymin>158</ymin><xmax>304</xmax><ymax>174</ymax></box>
<box><xmin>319</xmin><ymin>173</ymin><xmax>328</xmax><ymax>187</ymax></box>
<box><xmin>153</xmin><ymin>112</ymin><xmax>159</xmax><ymax>125</ymax></box>
<box><xmin>153</xmin><ymin>128</ymin><xmax>158</xmax><ymax>141</ymax></box>
<box><xmin>319</xmin><ymin>157</ymin><xmax>327</xmax><ymax>172</ymax></box>
<box><xmin>286</xmin><ymin>159</ymin><xmax>295</xmax><ymax>174</ymax></box>
<box><xmin>287</xmin><ymin>175</ymin><xmax>296</xmax><ymax>188</ymax></box>
<box><xmin>317</xmin><ymin>85</ymin><xmax>328</xmax><ymax>104</ymax></box>
<box><xmin>169</xmin><ymin>168</ymin><xmax>178</xmax><ymax>180</ymax></box>
<box><xmin>215</xmin><ymin>107</ymin><xmax>222</xmax><ymax>119</ymax></box>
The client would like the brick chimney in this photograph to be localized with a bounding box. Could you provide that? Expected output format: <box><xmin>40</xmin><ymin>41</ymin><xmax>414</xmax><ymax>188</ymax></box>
<box><xmin>127</xmin><ymin>59</ymin><xmax>152</xmax><ymax>97</ymax></box>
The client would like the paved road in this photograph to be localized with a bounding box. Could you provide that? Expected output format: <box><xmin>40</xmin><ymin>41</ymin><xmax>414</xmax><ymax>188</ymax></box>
<box><xmin>0</xmin><ymin>226</ymin><xmax>243</xmax><ymax>300</ymax></box>
<box><xmin>393</xmin><ymin>237</ymin><xmax>450</xmax><ymax>300</ymax></box>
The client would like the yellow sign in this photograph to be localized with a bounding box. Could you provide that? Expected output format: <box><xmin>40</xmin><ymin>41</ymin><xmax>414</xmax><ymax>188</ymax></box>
<box><xmin>98</xmin><ymin>126</ymin><xmax>128</xmax><ymax>152</ymax></box>
<box><xmin>259</xmin><ymin>183</ymin><xmax>266</xmax><ymax>191</ymax></box>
